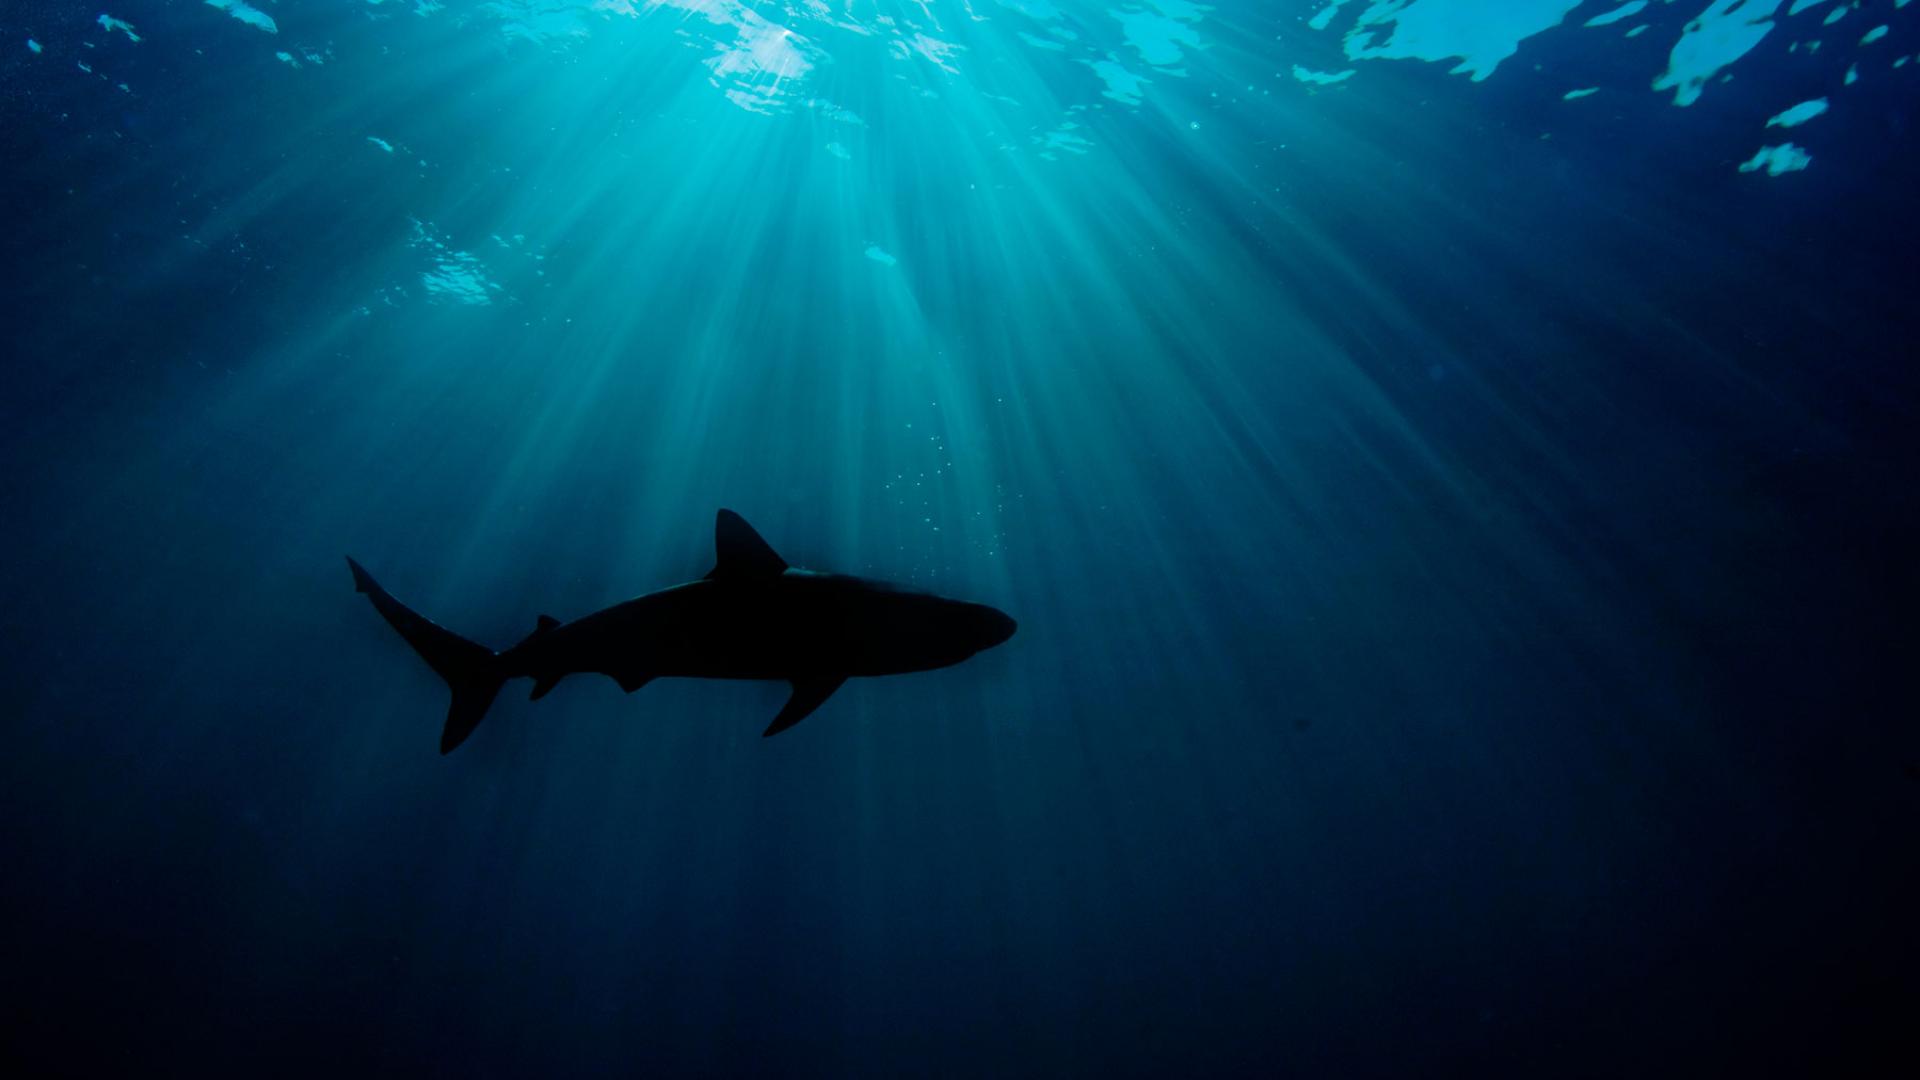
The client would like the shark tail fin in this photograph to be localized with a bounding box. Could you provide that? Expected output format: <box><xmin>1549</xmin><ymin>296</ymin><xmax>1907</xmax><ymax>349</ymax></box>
<box><xmin>347</xmin><ymin>557</ymin><xmax>505</xmax><ymax>754</ymax></box>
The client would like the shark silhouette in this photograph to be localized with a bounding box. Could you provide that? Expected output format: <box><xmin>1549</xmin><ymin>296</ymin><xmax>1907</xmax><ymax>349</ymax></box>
<box><xmin>348</xmin><ymin>510</ymin><xmax>1017</xmax><ymax>752</ymax></box>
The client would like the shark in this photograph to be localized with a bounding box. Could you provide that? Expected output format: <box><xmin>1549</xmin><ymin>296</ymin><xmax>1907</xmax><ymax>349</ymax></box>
<box><xmin>348</xmin><ymin>509</ymin><xmax>1017</xmax><ymax>752</ymax></box>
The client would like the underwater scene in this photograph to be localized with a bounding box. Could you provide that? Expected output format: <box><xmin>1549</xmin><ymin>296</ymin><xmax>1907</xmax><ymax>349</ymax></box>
<box><xmin>3</xmin><ymin>1</ymin><xmax>1916</xmax><ymax>1074</ymax></box>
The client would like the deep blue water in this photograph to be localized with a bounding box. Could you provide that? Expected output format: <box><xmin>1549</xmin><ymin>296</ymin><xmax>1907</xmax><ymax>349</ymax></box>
<box><xmin>2</xmin><ymin>2</ymin><xmax>1916</xmax><ymax>1074</ymax></box>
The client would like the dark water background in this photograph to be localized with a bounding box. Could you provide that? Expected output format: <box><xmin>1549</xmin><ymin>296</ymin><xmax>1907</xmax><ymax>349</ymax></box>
<box><xmin>3</xmin><ymin>2</ymin><xmax>1916</xmax><ymax>1074</ymax></box>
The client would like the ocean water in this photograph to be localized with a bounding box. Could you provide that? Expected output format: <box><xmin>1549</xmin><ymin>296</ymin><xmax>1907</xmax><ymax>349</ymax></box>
<box><xmin>2</xmin><ymin>1</ymin><xmax>1915</xmax><ymax>1074</ymax></box>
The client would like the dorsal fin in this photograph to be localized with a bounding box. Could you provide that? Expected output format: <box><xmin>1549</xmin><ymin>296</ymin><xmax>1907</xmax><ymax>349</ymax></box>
<box><xmin>512</xmin><ymin>613</ymin><xmax>562</xmax><ymax>651</ymax></box>
<box><xmin>706</xmin><ymin>509</ymin><xmax>788</xmax><ymax>579</ymax></box>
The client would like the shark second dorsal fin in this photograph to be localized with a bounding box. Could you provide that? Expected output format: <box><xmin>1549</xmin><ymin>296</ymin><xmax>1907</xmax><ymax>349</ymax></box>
<box><xmin>707</xmin><ymin>509</ymin><xmax>788</xmax><ymax>579</ymax></box>
<box><xmin>512</xmin><ymin>614</ymin><xmax>562</xmax><ymax>651</ymax></box>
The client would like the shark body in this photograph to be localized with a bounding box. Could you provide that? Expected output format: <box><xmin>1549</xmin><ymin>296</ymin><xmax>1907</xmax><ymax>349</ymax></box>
<box><xmin>349</xmin><ymin>510</ymin><xmax>1016</xmax><ymax>752</ymax></box>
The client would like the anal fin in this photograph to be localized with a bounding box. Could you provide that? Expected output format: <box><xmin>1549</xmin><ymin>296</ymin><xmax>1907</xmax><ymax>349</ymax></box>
<box><xmin>763</xmin><ymin>676</ymin><xmax>846</xmax><ymax>737</ymax></box>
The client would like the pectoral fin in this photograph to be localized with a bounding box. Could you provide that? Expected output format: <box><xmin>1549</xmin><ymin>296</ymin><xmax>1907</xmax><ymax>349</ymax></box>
<box><xmin>763</xmin><ymin>676</ymin><xmax>846</xmax><ymax>737</ymax></box>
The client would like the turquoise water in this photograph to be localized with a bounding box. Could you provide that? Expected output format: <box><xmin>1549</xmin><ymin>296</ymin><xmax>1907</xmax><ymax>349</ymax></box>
<box><xmin>3</xmin><ymin>2</ymin><xmax>1916</xmax><ymax>1074</ymax></box>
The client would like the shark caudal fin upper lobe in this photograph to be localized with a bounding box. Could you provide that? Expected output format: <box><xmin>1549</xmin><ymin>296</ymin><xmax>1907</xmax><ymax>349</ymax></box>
<box><xmin>347</xmin><ymin>557</ymin><xmax>504</xmax><ymax>754</ymax></box>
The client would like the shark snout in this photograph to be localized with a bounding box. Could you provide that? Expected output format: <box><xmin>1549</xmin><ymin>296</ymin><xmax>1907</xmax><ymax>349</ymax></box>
<box><xmin>978</xmin><ymin>606</ymin><xmax>1018</xmax><ymax>650</ymax></box>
